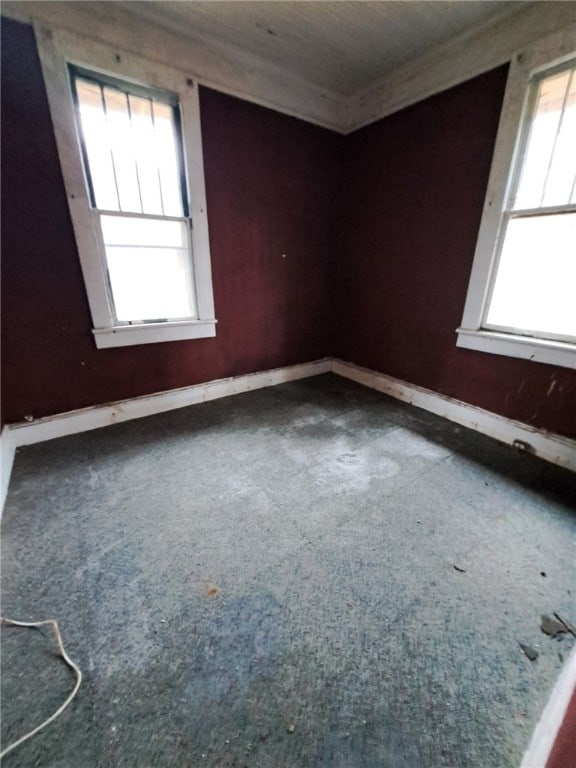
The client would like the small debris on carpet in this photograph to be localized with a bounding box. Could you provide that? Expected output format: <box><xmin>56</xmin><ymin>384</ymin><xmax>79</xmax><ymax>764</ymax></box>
<box><xmin>518</xmin><ymin>642</ymin><xmax>538</xmax><ymax>661</ymax></box>
<box><xmin>540</xmin><ymin>571</ymin><xmax>547</xmax><ymax>577</ymax></box>
<box><xmin>206</xmin><ymin>584</ymin><xmax>220</xmax><ymax>598</ymax></box>
<box><xmin>540</xmin><ymin>615</ymin><xmax>567</xmax><ymax>638</ymax></box>
<box><xmin>287</xmin><ymin>724</ymin><xmax>295</xmax><ymax>734</ymax></box>
<box><xmin>453</xmin><ymin>565</ymin><xmax>466</xmax><ymax>573</ymax></box>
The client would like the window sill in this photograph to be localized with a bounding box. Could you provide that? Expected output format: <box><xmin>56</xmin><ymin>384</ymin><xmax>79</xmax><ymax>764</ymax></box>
<box><xmin>93</xmin><ymin>319</ymin><xmax>217</xmax><ymax>349</ymax></box>
<box><xmin>456</xmin><ymin>328</ymin><xmax>575</xmax><ymax>369</ymax></box>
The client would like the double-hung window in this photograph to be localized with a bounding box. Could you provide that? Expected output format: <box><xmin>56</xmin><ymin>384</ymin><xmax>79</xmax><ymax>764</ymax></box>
<box><xmin>457</xmin><ymin>26</ymin><xmax>576</xmax><ymax>369</ymax></box>
<box><xmin>36</xmin><ymin>26</ymin><xmax>216</xmax><ymax>348</ymax></box>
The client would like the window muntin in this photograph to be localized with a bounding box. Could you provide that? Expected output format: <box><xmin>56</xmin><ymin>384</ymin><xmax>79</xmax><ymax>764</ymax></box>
<box><xmin>70</xmin><ymin>67</ymin><xmax>197</xmax><ymax>325</ymax></box>
<box><xmin>483</xmin><ymin>59</ymin><xmax>576</xmax><ymax>343</ymax></box>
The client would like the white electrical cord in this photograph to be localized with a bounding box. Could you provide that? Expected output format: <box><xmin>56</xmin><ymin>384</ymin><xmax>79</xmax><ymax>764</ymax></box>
<box><xmin>0</xmin><ymin>617</ymin><xmax>82</xmax><ymax>759</ymax></box>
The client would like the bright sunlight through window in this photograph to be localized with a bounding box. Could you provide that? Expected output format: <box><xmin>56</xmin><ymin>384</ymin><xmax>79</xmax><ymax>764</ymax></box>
<box><xmin>485</xmin><ymin>59</ymin><xmax>576</xmax><ymax>342</ymax></box>
<box><xmin>72</xmin><ymin>68</ymin><xmax>197</xmax><ymax>324</ymax></box>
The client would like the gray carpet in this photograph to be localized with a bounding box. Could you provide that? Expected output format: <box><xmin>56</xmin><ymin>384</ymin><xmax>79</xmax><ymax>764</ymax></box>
<box><xmin>1</xmin><ymin>373</ymin><xmax>575</xmax><ymax>767</ymax></box>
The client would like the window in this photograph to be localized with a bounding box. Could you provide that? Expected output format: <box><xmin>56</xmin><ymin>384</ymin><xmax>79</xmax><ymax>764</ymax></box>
<box><xmin>457</xmin><ymin>28</ymin><xmax>576</xmax><ymax>369</ymax></box>
<box><xmin>36</xmin><ymin>27</ymin><xmax>216</xmax><ymax>348</ymax></box>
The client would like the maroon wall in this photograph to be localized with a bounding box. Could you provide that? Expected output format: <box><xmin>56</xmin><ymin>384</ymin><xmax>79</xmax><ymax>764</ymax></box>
<box><xmin>2</xmin><ymin>19</ymin><xmax>575</xmax><ymax>438</ymax></box>
<box><xmin>547</xmin><ymin>687</ymin><xmax>576</xmax><ymax>768</ymax></box>
<box><xmin>335</xmin><ymin>66</ymin><xmax>576</xmax><ymax>439</ymax></box>
<box><xmin>1</xmin><ymin>18</ymin><xmax>342</xmax><ymax>423</ymax></box>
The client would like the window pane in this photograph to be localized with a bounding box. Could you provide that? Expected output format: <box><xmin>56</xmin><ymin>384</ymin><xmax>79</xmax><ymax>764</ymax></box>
<box><xmin>103</xmin><ymin>87</ymin><xmax>142</xmax><ymax>212</ymax></box>
<box><xmin>74</xmin><ymin>75</ymin><xmax>185</xmax><ymax>217</ymax></box>
<box><xmin>100</xmin><ymin>215</ymin><xmax>196</xmax><ymax>322</ymax></box>
<box><xmin>76</xmin><ymin>80</ymin><xmax>119</xmax><ymax>210</ymax></box>
<box><xmin>514</xmin><ymin>67</ymin><xmax>576</xmax><ymax>210</ymax></box>
<box><xmin>101</xmin><ymin>215</ymin><xmax>185</xmax><ymax>248</ymax></box>
<box><xmin>128</xmin><ymin>95</ymin><xmax>164</xmax><ymax>215</ymax></box>
<box><xmin>153</xmin><ymin>102</ymin><xmax>184</xmax><ymax>217</ymax></box>
<box><xmin>543</xmin><ymin>70</ymin><xmax>576</xmax><ymax>206</ymax></box>
<box><xmin>106</xmin><ymin>247</ymin><xmax>195</xmax><ymax>322</ymax></box>
<box><xmin>486</xmin><ymin>213</ymin><xmax>576</xmax><ymax>338</ymax></box>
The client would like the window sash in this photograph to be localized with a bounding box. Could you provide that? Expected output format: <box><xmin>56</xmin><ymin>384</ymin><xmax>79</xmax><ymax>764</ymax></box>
<box><xmin>92</xmin><ymin>210</ymin><xmax>198</xmax><ymax>326</ymax></box>
<box><xmin>69</xmin><ymin>66</ymin><xmax>190</xmax><ymax>218</ymax></box>
<box><xmin>507</xmin><ymin>58</ymin><xmax>576</xmax><ymax>213</ymax></box>
<box><xmin>35</xmin><ymin>26</ymin><xmax>216</xmax><ymax>348</ymax></box>
<box><xmin>480</xmin><ymin>58</ymin><xmax>576</xmax><ymax>344</ymax></box>
<box><xmin>481</xmin><ymin>208</ymin><xmax>576</xmax><ymax>344</ymax></box>
<box><xmin>70</xmin><ymin>66</ymin><xmax>200</xmax><ymax>326</ymax></box>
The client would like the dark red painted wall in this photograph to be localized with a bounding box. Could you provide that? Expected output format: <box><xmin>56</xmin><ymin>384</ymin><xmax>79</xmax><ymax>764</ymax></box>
<box><xmin>334</xmin><ymin>66</ymin><xmax>576</xmax><ymax>439</ymax></box>
<box><xmin>2</xmin><ymin>19</ymin><xmax>575</xmax><ymax>438</ymax></box>
<box><xmin>546</xmin><ymin>689</ymin><xmax>576</xmax><ymax>768</ymax></box>
<box><xmin>547</xmin><ymin>686</ymin><xmax>576</xmax><ymax>768</ymax></box>
<box><xmin>1</xmin><ymin>19</ymin><xmax>342</xmax><ymax>424</ymax></box>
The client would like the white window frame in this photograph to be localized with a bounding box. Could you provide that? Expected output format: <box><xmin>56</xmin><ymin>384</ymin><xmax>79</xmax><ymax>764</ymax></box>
<box><xmin>35</xmin><ymin>25</ymin><xmax>216</xmax><ymax>349</ymax></box>
<box><xmin>457</xmin><ymin>24</ymin><xmax>576</xmax><ymax>370</ymax></box>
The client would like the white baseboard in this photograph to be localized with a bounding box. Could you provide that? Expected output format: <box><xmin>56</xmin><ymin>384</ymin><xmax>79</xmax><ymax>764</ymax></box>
<box><xmin>7</xmin><ymin>358</ymin><xmax>332</xmax><ymax>448</ymax></box>
<box><xmin>0</xmin><ymin>358</ymin><xmax>330</xmax><ymax>516</ymax></box>
<box><xmin>331</xmin><ymin>358</ymin><xmax>576</xmax><ymax>472</ymax></box>
<box><xmin>2</xmin><ymin>355</ymin><xmax>574</xmax><ymax>519</ymax></box>
<box><xmin>0</xmin><ymin>427</ymin><xmax>16</xmax><ymax>517</ymax></box>
<box><xmin>520</xmin><ymin>643</ymin><xmax>576</xmax><ymax>768</ymax></box>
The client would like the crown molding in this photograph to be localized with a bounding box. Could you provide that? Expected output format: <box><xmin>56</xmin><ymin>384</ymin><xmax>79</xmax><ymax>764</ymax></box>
<box><xmin>342</xmin><ymin>2</ymin><xmax>576</xmax><ymax>133</ymax></box>
<box><xmin>1</xmin><ymin>0</ymin><xmax>342</xmax><ymax>133</ymax></box>
<box><xmin>2</xmin><ymin>2</ymin><xmax>574</xmax><ymax>135</ymax></box>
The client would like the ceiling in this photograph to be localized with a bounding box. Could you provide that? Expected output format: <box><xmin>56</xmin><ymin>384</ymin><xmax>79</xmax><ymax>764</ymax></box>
<box><xmin>7</xmin><ymin>1</ymin><xmax>571</xmax><ymax>133</ymax></box>
<box><xmin>129</xmin><ymin>1</ymin><xmax>525</xmax><ymax>97</ymax></box>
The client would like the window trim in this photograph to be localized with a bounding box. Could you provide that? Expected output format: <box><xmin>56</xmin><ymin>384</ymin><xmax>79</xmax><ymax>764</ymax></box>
<box><xmin>35</xmin><ymin>24</ymin><xmax>216</xmax><ymax>348</ymax></box>
<box><xmin>456</xmin><ymin>24</ymin><xmax>576</xmax><ymax>370</ymax></box>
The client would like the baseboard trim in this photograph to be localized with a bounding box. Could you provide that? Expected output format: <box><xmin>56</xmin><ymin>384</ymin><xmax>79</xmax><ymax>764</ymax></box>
<box><xmin>0</xmin><ymin>427</ymin><xmax>16</xmax><ymax>517</ymax></box>
<box><xmin>0</xmin><ymin>358</ymin><xmax>331</xmax><ymax>516</ymax></box>
<box><xmin>2</xmin><ymin>355</ymin><xmax>574</xmax><ymax>519</ymax></box>
<box><xmin>330</xmin><ymin>358</ymin><xmax>576</xmax><ymax>473</ymax></box>
<box><xmin>520</xmin><ymin>644</ymin><xmax>576</xmax><ymax>768</ymax></box>
<box><xmin>7</xmin><ymin>359</ymin><xmax>332</xmax><ymax>449</ymax></box>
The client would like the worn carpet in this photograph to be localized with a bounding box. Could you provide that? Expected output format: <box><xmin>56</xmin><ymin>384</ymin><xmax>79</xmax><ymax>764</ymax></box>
<box><xmin>1</xmin><ymin>373</ymin><xmax>575</xmax><ymax>767</ymax></box>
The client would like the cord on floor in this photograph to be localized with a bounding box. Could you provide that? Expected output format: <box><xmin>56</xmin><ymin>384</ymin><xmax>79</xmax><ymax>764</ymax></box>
<box><xmin>0</xmin><ymin>617</ymin><xmax>82</xmax><ymax>759</ymax></box>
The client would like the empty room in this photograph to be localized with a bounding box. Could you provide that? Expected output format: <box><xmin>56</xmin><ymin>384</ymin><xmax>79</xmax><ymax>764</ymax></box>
<box><xmin>1</xmin><ymin>1</ymin><xmax>575</xmax><ymax>766</ymax></box>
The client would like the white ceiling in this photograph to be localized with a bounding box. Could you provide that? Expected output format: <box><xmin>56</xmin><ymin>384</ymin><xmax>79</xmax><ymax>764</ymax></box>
<box><xmin>129</xmin><ymin>1</ymin><xmax>525</xmax><ymax>97</ymax></box>
<box><xmin>5</xmin><ymin>1</ymin><xmax>573</xmax><ymax>132</ymax></box>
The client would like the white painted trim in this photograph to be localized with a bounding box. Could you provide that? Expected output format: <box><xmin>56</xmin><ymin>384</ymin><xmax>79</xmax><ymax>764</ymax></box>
<box><xmin>0</xmin><ymin>359</ymin><xmax>331</xmax><ymax>516</ymax></box>
<box><xmin>330</xmin><ymin>359</ymin><xmax>576</xmax><ymax>472</ymax></box>
<box><xmin>35</xmin><ymin>25</ymin><xmax>218</xmax><ymax>348</ymax></box>
<box><xmin>342</xmin><ymin>4</ymin><xmax>576</xmax><ymax>133</ymax></box>
<box><xmin>3</xmin><ymin>355</ymin><xmax>574</xmax><ymax>518</ymax></box>
<box><xmin>3</xmin><ymin>2</ymin><xmax>574</xmax><ymax>135</ymax></box>
<box><xmin>2</xmin><ymin>1</ymin><xmax>341</xmax><ymax>133</ymax></box>
<box><xmin>183</xmin><ymin>73</ymin><xmax>216</xmax><ymax>324</ymax></box>
<box><xmin>7</xmin><ymin>359</ymin><xmax>331</xmax><ymax>448</ymax></box>
<box><xmin>457</xmin><ymin>24</ymin><xmax>576</xmax><ymax>370</ymax></box>
<box><xmin>456</xmin><ymin>329</ymin><xmax>576</xmax><ymax>370</ymax></box>
<box><xmin>93</xmin><ymin>320</ymin><xmax>216</xmax><ymax>349</ymax></box>
<box><xmin>520</xmin><ymin>643</ymin><xmax>576</xmax><ymax>768</ymax></box>
<box><xmin>0</xmin><ymin>428</ymin><xmax>17</xmax><ymax>518</ymax></box>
